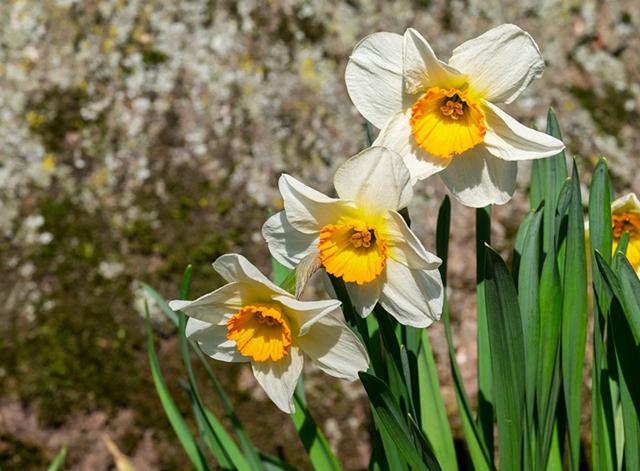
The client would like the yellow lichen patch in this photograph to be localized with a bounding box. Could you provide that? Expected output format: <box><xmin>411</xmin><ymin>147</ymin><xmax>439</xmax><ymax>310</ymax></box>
<box><xmin>410</xmin><ymin>87</ymin><xmax>487</xmax><ymax>158</ymax></box>
<box><xmin>612</xmin><ymin>212</ymin><xmax>640</xmax><ymax>272</ymax></box>
<box><xmin>318</xmin><ymin>222</ymin><xmax>387</xmax><ymax>285</ymax></box>
<box><xmin>227</xmin><ymin>304</ymin><xmax>292</xmax><ymax>362</ymax></box>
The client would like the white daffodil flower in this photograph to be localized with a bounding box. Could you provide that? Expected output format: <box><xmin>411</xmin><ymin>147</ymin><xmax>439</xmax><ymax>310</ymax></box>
<box><xmin>169</xmin><ymin>254</ymin><xmax>369</xmax><ymax>414</ymax></box>
<box><xmin>262</xmin><ymin>146</ymin><xmax>444</xmax><ymax>328</ymax></box>
<box><xmin>611</xmin><ymin>193</ymin><xmax>640</xmax><ymax>275</ymax></box>
<box><xmin>345</xmin><ymin>24</ymin><xmax>565</xmax><ymax>207</ymax></box>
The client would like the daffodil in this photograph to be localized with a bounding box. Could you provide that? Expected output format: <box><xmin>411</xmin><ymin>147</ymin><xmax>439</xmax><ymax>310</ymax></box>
<box><xmin>262</xmin><ymin>147</ymin><xmax>444</xmax><ymax>327</ymax></box>
<box><xmin>611</xmin><ymin>193</ymin><xmax>640</xmax><ymax>274</ymax></box>
<box><xmin>345</xmin><ymin>24</ymin><xmax>565</xmax><ymax>207</ymax></box>
<box><xmin>169</xmin><ymin>253</ymin><xmax>369</xmax><ymax>413</ymax></box>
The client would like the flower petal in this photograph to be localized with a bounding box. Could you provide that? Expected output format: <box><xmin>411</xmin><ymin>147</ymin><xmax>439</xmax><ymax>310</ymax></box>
<box><xmin>212</xmin><ymin>253</ymin><xmax>289</xmax><ymax>297</ymax></box>
<box><xmin>168</xmin><ymin>282</ymin><xmax>244</xmax><ymax>325</ymax></box>
<box><xmin>296</xmin><ymin>312</ymin><xmax>369</xmax><ymax>380</ymax></box>
<box><xmin>345</xmin><ymin>276</ymin><xmax>383</xmax><ymax>317</ymax></box>
<box><xmin>403</xmin><ymin>28</ymin><xmax>467</xmax><ymax>95</ymax></box>
<box><xmin>273</xmin><ymin>295</ymin><xmax>342</xmax><ymax>335</ymax></box>
<box><xmin>612</xmin><ymin>193</ymin><xmax>640</xmax><ymax>214</ymax></box>
<box><xmin>439</xmin><ymin>145</ymin><xmax>517</xmax><ymax>207</ymax></box>
<box><xmin>333</xmin><ymin>147</ymin><xmax>413</xmax><ymax>213</ymax></box>
<box><xmin>379</xmin><ymin>259</ymin><xmax>443</xmax><ymax>328</ymax></box>
<box><xmin>345</xmin><ymin>32</ymin><xmax>404</xmax><ymax>129</ymax></box>
<box><xmin>252</xmin><ymin>346</ymin><xmax>304</xmax><ymax>414</ymax></box>
<box><xmin>448</xmin><ymin>24</ymin><xmax>544</xmax><ymax>104</ymax></box>
<box><xmin>385</xmin><ymin>211</ymin><xmax>442</xmax><ymax>270</ymax></box>
<box><xmin>186</xmin><ymin>318</ymin><xmax>248</xmax><ymax>363</ymax></box>
<box><xmin>262</xmin><ymin>211</ymin><xmax>319</xmax><ymax>269</ymax></box>
<box><xmin>279</xmin><ymin>174</ymin><xmax>354</xmax><ymax>234</ymax></box>
<box><xmin>373</xmin><ymin>111</ymin><xmax>450</xmax><ymax>181</ymax></box>
<box><xmin>483</xmin><ymin>102</ymin><xmax>565</xmax><ymax>161</ymax></box>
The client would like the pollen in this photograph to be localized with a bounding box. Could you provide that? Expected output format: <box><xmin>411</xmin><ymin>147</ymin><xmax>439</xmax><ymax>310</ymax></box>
<box><xmin>612</xmin><ymin>212</ymin><xmax>640</xmax><ymax>272</ymax></box>
<box><xmin>410</xmin><ymin>87</ymin><xmax>487</xmax><ymax>158</ymax></box>
<box><xmin>227</xmin><ymin>304</ymin><xmax>292</xmax><ymax>362</ymax></box>
<box><xmin>318</xmin><ymin>222</ymin><xmax>387</xmax><ymax>285</ymax></box>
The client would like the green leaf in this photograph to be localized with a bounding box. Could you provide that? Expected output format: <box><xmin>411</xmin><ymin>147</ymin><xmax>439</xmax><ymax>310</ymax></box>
<box><xmin>484</xmin><ymin>245</ymin><xmax>526</xmax><ymax>470</ymax></box>
<box><xmin>615</xmin><ymin>253</ymin><xmax>640</xmax><ymax>343</ymax></box>
<box><xmin>360</xmin><ymin>372</ymin><xmax>441</xmax><ymax>471</ymax></box>
<box><xmin>47</xmin><ymin>447</ymin><xmax>67</xmax><ymax>471</ymax></box>
<box><xmin>417</xmin><ymin>330</ymin><xmax>458</xmax><ymax>470</ymax></box>
<box><xmin>290</xmin><ymin>390</ymin><xmax>342</xmax><ymax>471</ymax></box>
<box><xmin>437</xmin><ymin>197</ymin><xmax>492</xmax><ymax>471</ymax></box>
<box><xmin>145</xmin><ymin>304</ymin><xmax>209</xmax><ymax>471</ymax></box>
<box><xmin>476</xmin><ymin>206</ymin><xmax>494</xmax><ymax>456</ymax></box>
<box><xmin>561</xmin><ymin>161</ymin><xmax>588</xmax><ymax>471</ymax></box>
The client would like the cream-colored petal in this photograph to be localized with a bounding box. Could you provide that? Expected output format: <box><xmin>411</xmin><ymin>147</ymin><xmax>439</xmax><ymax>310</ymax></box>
<box><xmin>439</xmin><ymin>145</ymin><xmax>517</xmax><ymax>207</ymax></box>
<box><xmin>345</xmin><ymin>32</ymin><xmax>404</xmax><ymax>129</ymax></box>
<box><xmin>612</xmin><ymin>193</ymin><xmax>640</xmax><ymax>215</ymax></box>
<box><xmin>212</xmin><ymin>253</ymin><xmax>289</xmax><ymax>297</ymax></box>
<box><xmin>186</xmin><ymin>318</ymin><xmax>249</xmax><ymax>363</ymax></box>
<box><xmin>333</xmin><ymin>147</ymin><xmax>413</xmax><ymax>213</ymax></box>
<box><xmin>372</xmin><ymin>111</ymin><xmax>450</xmax><ymax>181</ymax></box>
<box><xmin>403</xmin><ymin>28</ymin><xmax>467</xmax><ymax>95</ymax></box>
<box><xmin>262</xmin><ymin>211</ymin><xmax>319</xmax><ymax>269</ymax></box>
<box><xmin>273</xmin><ymin>295</ymin><xmax>342</xmax><ymax>335</ymax></box>
<box><xmin>379</xmin><ymin>259</ymin><xmax>443</xmax><ymax>328</ymax></box>
<box><xmin>448</xmin><ymin>24</ymin><xmax>544</xmax><ymax>104</ymax></box>
<box><xmin>483</xmin><ymin>102</ymin><xmax>565</xmax><ymax>161</ymax></box>
<box><xmin>168</xmin><ymin>282</ymin><xmax>244</xmax><ymax>325</ymax></box>
<box><xmin>385</xmin><ymin>211</ymin><xmax>442</xmax><ymax>270</ymax></box>
<box><xmin>345</xmin><ymin>276</ymin><xmax>383</xmax><ymax>318</ymax></box>
<box><xmin>252</xmin><ymin>346</ymin><xmax>304</xmax><ymax>414</ymax></box>
<box><xmin>297</xmin><ymin>312</ymin><xmax>369</xmax><ymax>380</ymax></box>
<box><xmin>279</xmin><ymin>174</ymin><xmax>355</xmax><ymax>234</ymax></box>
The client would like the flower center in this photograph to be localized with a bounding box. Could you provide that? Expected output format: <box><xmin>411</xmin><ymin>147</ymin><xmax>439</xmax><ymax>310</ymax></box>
<box><xmin>226</xmin><ymin>304</ymin><xmax>292</xmax><ymax>362</ymax></box>
<box><xmin>612</xmin><ymin>213</ymin><xmax>640</xmax><ymax>239</ymax></box>
<box><xmin>318</xmin><ymin>222</ymin><xmax>387</xmax><ymax>285</ymax></box>
<box><xmin>409</xmin><ymin>87</ymin><xmax>487</xmax><ymax>158</ymax></box>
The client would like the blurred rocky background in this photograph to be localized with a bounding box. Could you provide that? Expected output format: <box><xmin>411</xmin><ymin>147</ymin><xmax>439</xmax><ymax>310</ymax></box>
<box><xmin>1</xmin><ymin>0</ymin><xmax>638</xmax><ymax>469</ymax></box>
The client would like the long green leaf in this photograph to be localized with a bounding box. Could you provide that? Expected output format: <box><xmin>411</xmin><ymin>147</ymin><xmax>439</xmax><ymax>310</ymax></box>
<box><xmin>47</xmin><ymin>447</ymin><xmax>67</xmax><ymax>471</ymax></box>
<box><xmin>145</xmin><ymin>304</ymin><xmax>209</xmax><ymax>471</ymax></box>
<box><xmin>360</xmin><ymin>372</ymin><xmax>441</xmax><ymax>471</ymax></box>
<box><xmin>561</xmin><ymin>161</ymin><xmax>588</xmax><ymax>471</ymax></box>
<box><xmin>615</xmin><ymin>254</ymin><xmax>640</xmax><ymax>343</ymax></box>
<box><xmin>437</xmin><ymin>197</ymin><xmax>492</xmax><ymax>471</ymax></box>
<box><xmin>484</xmin><ymin>245</ymin><xmax>526</xmax><ymax>470</ymax></box>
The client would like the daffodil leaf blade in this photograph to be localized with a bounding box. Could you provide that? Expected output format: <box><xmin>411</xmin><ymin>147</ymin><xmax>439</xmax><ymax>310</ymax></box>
<box><xmin>360</xmin><ymin>372</ymin><xmax>440</xmax><ymax>471</ymax></box>
<box><xmin>483</xmin><ymin>244</ymin><xmax>526</xmax><ymax>470</ymax></box>
<box><xmin>615</xmin><ymin>253</ymin><xmax>640</xmax><ymax>343</ymax></box>
<box><xmin>290</xmin><ymin>390</ymin><xmax>342</xmax><ymax>471</ymax></box>
<box><xmin>46</xmin><ymin>447</ymin><xmax>67</xmax><ymax>471</ymax></box>
<box><xmin>145</xmin><ymin>305</ymin><xmax>209</xmax><ymax>471</ymax></box>
<box><xmin>561</xmin><ymin>161</ymin><xmax>588</xmax><ymax>471</ymax></box>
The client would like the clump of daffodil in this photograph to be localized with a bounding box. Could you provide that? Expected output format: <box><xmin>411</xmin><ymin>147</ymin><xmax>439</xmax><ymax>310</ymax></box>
<box><xmin>262</xmin><ymin>147</ymin><xmax>443</xmax><ymax>327</ymax></box>
<box><xmin>169</xmin><ymin>254</ymin><xmax>369</xmax><ymax>414</ymax></box>
<box><xmin>345</xmin><ymin>24</ymin><xmax>565</xmax><ymax>207</ymax></box>
<box><xmin>611</xmin><ymin>193</ymin><xmax>640</xmax><ymax>274</ymax></box>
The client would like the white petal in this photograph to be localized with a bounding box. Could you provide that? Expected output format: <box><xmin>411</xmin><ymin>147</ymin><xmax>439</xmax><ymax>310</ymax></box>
<box><xmin>345</xmin><ymin>277</ymin><xmax>383</xmax><ymax>318</ymax></box>
<box><xmin>439</xmin><ymin>146</ymin><xmax>517</xmax><ymax>207</ymax></box>
<box><xmin>297</xmin><ymin>312</ymin><xmax>369</xmax><ymax>380</ymax></box>
<box><xmin>262</xmin><ymin>211</ymin><xmax>319</xmax><ymax>269</ymax></box>
<box><xmin>483</xmin><ymin>102</ymin><xmax>565</xmax><ymax>161</ymax></box>
<box><xmin>385</xmin><ymin>211</ymin><xmax>442</xmax><ymax>270</ymax></box>
<box><xmin>168</xmin><ymin>282</ymin><xmax>244</xmax><ymax>325</ymax></box>
<box><xmin>379</xmin><ymin>259</ymin><xmax>443</xmax><ymax>328</ymax></box>
<box><xmin>612</xmin><ymin>193</ymin><xmax>640</xmax><ymax>214</ymax></box>
<box><xmin>403</xmin><ymin>28</ymin><xmax>467</xmax><ymax>94</ymax></box>
<box><xmin>345</xmin><ymin>32</ymin><xmax>404</xmax><ymax>129</ymax></box>
<box><xmin>448</xmin><ymin>24</ymin><xmax>544</xmax><ymax>104</ymax></box>
<box><xmin>186</xmin><ymin>318</ymin><xmax>248</xmax><ymax>363</ymax></box>
<box><xmin>279</xmin><ymin>174</ymin><xmax>354</xmax><ymax>234</ymax></box>
<box><xmin>273</xmin><ymin>295</ymin><xmax>342</xmax><ymax>335</ymax></box>
<box><xmin>333</xmin><ymin>147</ymin><xmax>413</xmax><ymax>213</ymax></box>
<box><xmin>252</xmin><ymin>347</ymin><xmax>304</xmax><ymax>414</ymax></box>
<box><xmin>212</xmin><ymin>253</ymin><xmax>288</xmax><ymax>297</ymax></box>
<box><xmin>373</xmin><ymin>111</ymin><xmax>450</xmax><ymax>181</ymax></box>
